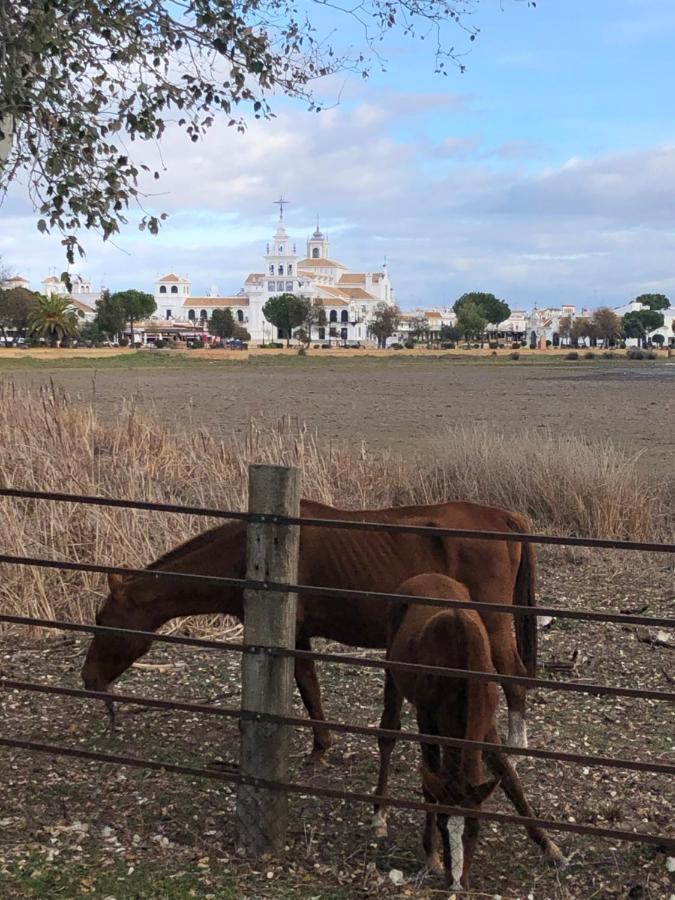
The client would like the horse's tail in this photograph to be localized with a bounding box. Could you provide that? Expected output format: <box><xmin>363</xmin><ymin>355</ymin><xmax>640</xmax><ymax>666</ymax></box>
<box><xmin>511</xmin><ymin>517</ymin><xmax>537</xmax><ymax>678</ymax></box>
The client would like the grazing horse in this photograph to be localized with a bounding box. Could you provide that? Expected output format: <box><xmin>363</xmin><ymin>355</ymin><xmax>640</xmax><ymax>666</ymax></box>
<box><xmin>371</xmin><ymin>574</ymin><xmax>563</xmax><ymax>891</ymax></box>
<box><xmin>81</xmin><ymin>499</ymin><xmax>537</xmax><ymax>758</ymax></box>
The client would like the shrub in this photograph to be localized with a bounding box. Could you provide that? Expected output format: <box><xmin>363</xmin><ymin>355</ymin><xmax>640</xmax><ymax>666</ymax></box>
<box><xmin>602</xmin><ymin>351</ymin><xmax>616</xmax><ymax>359</ymax></box>
<box><xmin>488</xmin><ymin>341</ymin><xmax>498</xmax><ymax>350</ymax></box>
<box><xmin>404</xmin><ymin>340</ymin><xmax>415</xmax><ymax>349</ymax></box>
<box><xmin>154</xmin><ymin>339</ymin><xmax>165</xmax><ymax>349</ymax></box>
<box><xmin>546</xmin><ymin>340</ymin><xmax>552</xmax><ymax>348</ymax></box>
<box><xmin>390</xmin><ymin>343</ymin><xmax>404</xmax><ymax>350</ymax></box>
<box><xmin>118</xmin><ymin>337</ymin><xmax>129</xmax><ymax>347</ymax></box>
<box><xmin>565</xmin><ymin>351</ymin><xmax>579</xmax><ymax>360</ymax></box>
<box><xmin>509</xmin><ymin>351</ymin><xmax>520</xmax><ymax>360</ymax></box>
<box><xmin>441</xmin><ymin>342</ymin><xmax>456</xmax><ymax>349</ymax></box>
<box><xmin>297</xmin><ymin>346</ymin><xmax>307</xmax><ymax>357</ymax></box>
<box><xmin>627</xmin><ymin>349</ymin><xmax>645</xmax><ymax>360</ymax></box>
<box><xmin>646</xmin><ymin>350</ymin><xmax>657</xmax><ymax>360</ymax></box>
<box><xmin>491</xmin><ymin>350</ymin><xmax>497</xmax><ymax>357</ymax></box>
<box><xmin>313</xmin><ymin>344</ymin><xmax>320</xmax><ymax>349</ymax></box>
<box><xmin>584</xmin><ymin>351</ymin><xmax>596</xmax><ymax>360</ymax></box>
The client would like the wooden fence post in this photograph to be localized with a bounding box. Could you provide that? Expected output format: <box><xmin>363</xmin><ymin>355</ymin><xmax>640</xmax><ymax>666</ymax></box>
<box><xmin>236</xmin><ymin>463</ymin><xmax>301</xmax><ymax>856</ymax></box>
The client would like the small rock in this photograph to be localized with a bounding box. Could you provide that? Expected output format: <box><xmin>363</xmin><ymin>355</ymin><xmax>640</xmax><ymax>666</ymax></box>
<box><xmin>666</xmin><ymin>857</ymin><xmax>675</xmax><ymax>873</ymax></box>
<box><xmin>389</xmin><ymin>869</ymin><xmax>405</xmax><ymax>886</ymax></box>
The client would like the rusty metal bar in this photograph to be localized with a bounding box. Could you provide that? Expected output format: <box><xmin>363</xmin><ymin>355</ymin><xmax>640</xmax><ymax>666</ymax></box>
<box><xmin>0</xmin><ymin>487</ymin><xmax>673</xmax><ymax>553</ymax></box>
<box><xmin>1</xmin><ymin>553</ymin><xmax>673</xmax><ymax>629</ymax></box>
<box><xmin>2</xmin><ymin>678</ymin><xmax>674</xmax><ymax>776</ymax></box>
<box><xmin>0</xmin><ymin>735</ymin><xmax>672</xmax><ymax>850</ymax></box>
<box><xmin>1</xmin><ymin>614</ymin><xmax>674</xmax><ymax>702</ymax></box>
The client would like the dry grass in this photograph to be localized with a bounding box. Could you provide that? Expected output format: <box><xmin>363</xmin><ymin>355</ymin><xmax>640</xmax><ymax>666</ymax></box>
<box><xmin>0</xmin><ymin>382</ymin><xmax>670</xmax><ymax>631</ymax></box>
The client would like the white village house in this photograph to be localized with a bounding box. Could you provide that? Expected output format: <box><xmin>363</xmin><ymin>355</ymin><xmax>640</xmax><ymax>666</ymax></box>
<box><xmin>151</xmin><ymin>210</ymin><xmax>394</xmax><ymax>344</ymax></box>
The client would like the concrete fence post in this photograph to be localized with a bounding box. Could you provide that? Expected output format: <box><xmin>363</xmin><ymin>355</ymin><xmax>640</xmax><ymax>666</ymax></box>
<box><xmin>236</xmin><ymin>463</ymin><xmax>300</xmax><ymax>856</ymax></box>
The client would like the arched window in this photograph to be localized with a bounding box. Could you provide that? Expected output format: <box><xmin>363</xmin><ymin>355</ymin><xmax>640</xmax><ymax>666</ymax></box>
<box><xmin>170</xmin><ymin>285</ymin><xmax>178</xmax><ymax>294</ymax></box>
<box><xmin>312</xmin><ymin>248</ymin><xmax>320</xmax><ymax>259</ymax></box>
<box><xmin>329</xmin><ymin>309</ymin><xmax>337</xmax><ymax>323</ymax></box>
<box><xmin>340</xmin><ymin>309</ymin><xmax>348</xmax><ymax>323</ymax></box>
<box><xmin>237</xmin><ymin>310</ymin><xmax>244</xmax><ymax>323</ymax></box>
<box><xmin>278</xmin><ymin>245</ymin><xmax>284</xmax><ymax>254</ymax></box>
<box><xmin>287</xmin><ymin>264</ymin><xmax>292</xmax><ymax>275</ymax></box>
<box><xmin>159</xmin><ymin>285</ymin><xmax>167</xmax><ymax>294</ymax></box>
<box><xmin>200</xmin><ymin>309</ymin><xmax>208</xmax><ymax>320</ymax></box>
<box><xmin>278</xmin><ymin>265</ymin><xmax>284</xmax><ymax>276</ymax></box>
<box><xmin>318</xmin><ymin>327</ymin><xmax>325</xmax><ymax>340</ymax></box>
<box><xmin>188</xmin><ymin>309</ymin><xmax>196</xmax><ymax>321</ymax></box>
<box><xmin>269</xmin><ymin>265</ymin><xmax>274</xmax><ymax>275</ymax></box>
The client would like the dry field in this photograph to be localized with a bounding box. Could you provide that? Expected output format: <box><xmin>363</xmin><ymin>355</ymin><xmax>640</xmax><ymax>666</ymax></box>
<box><xmin>0</xmin><ymin>363</ymin><xmax>673</xmax><ymax>899</ymax></box>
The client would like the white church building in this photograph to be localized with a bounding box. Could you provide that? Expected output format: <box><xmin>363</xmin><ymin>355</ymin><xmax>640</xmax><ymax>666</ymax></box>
<box><xmin>152</xmin><ymin>210</ymin><xmax>394</xmax><ymax>344</ymax></box>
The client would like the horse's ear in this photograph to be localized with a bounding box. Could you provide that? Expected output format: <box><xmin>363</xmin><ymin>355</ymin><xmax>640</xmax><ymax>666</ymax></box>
<box><xmin>107</xmin><ymin>573</ymin><xmax>124</xmax><ymax>593</ymax></box>
<box><xmin>471</xmin><ymin>777</ymin><xmax>500</xmax><ymax>804</ymax></box>
<box><xmin>421</xmin><ymin>767</ymin><xmax>445</xmax><ymax>802</ymax></box>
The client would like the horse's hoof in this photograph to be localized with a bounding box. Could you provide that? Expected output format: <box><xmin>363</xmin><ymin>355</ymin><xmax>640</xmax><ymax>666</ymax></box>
<box><xmin>423</xmin><ymin>852</ymin><xmax>444</xmax><ymax>876</ymax></box>
<box><xmin>545</xmin><ymin>842</ymin><xmax>567</xmax><ymax>869</ymax></box>
<box><xmin>304</xmin><ymin>752</ymin><xmax>331</xmax><ymax>770</ymax></box>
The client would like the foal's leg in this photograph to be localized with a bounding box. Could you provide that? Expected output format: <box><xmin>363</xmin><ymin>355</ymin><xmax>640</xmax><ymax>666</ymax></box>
<box><xmin>460</xmin><ymin>816</ymin><xmax>480</xmax><ymax>889</ymax></box>
<box><xmin>484</xmin><ymin>727</ymin><xmax>565</xmax><ymax>867</ymax></box>
<box><xmin>372</xmin><ymin>672</ymin><xmax>404</xmax><ymax>838</ymax></box>
<box><xmin>483</xmin><ymin>612</ymin><xmax>529</xmax><ymax>749</ymax></box>
<box><xmin>294</xmin><ymin>636</ymin><xmax>332</xmax><ymax>761</ymax></box>
<box><xmin>418</xmin><ymin>709</ymin><xmax>444</xmax><ymax>875</ymax></box>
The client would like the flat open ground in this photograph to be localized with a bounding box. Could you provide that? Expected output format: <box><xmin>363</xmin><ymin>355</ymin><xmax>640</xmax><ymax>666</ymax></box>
<box><xmin>1</xmin><ymin>554</ymin><xmax>673</xmax><ymax>899</ymax></box>
<box><xmin>1</xmin><ymin>353</ymin><xmax>673</xmax><ymax>477</ymax></box>
<box><xmin>1</xmin><ymin>353</ymin><xmax>673</xmax><ymax>898</ymax></box>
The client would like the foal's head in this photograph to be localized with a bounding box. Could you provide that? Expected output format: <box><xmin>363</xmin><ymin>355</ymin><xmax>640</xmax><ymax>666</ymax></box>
<box><xmin>422</xmin><ymin>767</ymin><xmax>499</xmax><ymax>891</ymax></box>
<box><xmin>81</xmin><ymin>574</ymin><xmax>157</xmax><ymax>692</ymax></box>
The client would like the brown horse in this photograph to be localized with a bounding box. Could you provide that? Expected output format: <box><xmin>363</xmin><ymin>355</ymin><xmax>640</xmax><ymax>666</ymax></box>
<box><xmin>81</xmin><ymin>499</ymin><xmax>537</xmax><ymax>758</ymax></box>
<box><xmin>372</xmin><ymin>574</ymin><xmax>563</xmax><ymax>890</ymax></box>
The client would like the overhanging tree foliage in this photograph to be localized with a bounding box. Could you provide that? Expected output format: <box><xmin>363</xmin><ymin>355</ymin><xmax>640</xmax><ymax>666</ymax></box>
<box><xmin>634</xmin><ymin>293</ymin><xmax>670</xmax><ymax>311</ymax></box>
<box><xmin>0</xmin><ymin>1</ymin><xmax>516</xmax><ymax>260</ymax></box>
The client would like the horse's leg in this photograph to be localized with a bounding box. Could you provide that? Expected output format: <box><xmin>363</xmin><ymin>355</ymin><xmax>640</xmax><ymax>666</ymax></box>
<box><xmin>294</xmin><ymin>635</ymin><xmax>332</xmax><ymax>761</ymax></box>
<box><xmin>372</xmin><ymin>671</ymin><xmax>403</xmax><ymax>838</ymax></box>
<box><xmin>460</xmin><ymin>816</ymin><xmax>480</xmax><ymax>890</ymax></box>
<box><xmin>484</xmin><ymin>727</ymin><xmax>566</xmax><ymax>867</ymax></box>
<box><xmin>418</xmin><ymin>709</ymin><xmax>444</xmax><ymax>876</ymax></box>
<box><xmin>484</xmin><ymin>612</ymin><xmax>528</xmax><ymax>749</ymax></box>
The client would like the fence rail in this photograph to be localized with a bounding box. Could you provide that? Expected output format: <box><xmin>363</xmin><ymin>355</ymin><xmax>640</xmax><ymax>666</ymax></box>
<box><xmin>1</xmin><ymin>472</ymin><xmax>674</xmax><ymax>865</ymax></box>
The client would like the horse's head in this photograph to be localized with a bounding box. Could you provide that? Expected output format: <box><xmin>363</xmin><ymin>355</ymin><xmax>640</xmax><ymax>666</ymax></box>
<box><xmin>421</xmin><ymin>766</ymin><xmax>499</xmax><ymax>890</ymax></box>
<box><xmin>81</xmin><ymin>573</ymin><xmax>157</xmax><ymax>692</ymax></box>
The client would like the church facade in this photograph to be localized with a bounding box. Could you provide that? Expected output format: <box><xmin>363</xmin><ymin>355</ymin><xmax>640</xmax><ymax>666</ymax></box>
<box><xmin>152</xmin><ymin>213</ymin><xmax>394</xmax><ymax>344</ymax></box>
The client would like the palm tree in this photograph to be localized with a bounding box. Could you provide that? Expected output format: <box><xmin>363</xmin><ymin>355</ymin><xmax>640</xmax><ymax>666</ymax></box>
<box><xmin>28</xmin><ymin>295</ymin><xmax>83</xmax><ymax>346</ymax></box>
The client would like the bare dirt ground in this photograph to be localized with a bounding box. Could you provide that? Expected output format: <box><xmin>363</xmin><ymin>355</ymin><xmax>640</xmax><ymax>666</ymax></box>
<box><xmin>2</xmin><ymin>355</ymin><xmax>674</xmax><ymax>477</ymax></box>
<box><xmin>0</xmin><ymin>553</ymin><xmax>673</xmax><ymax>899</ymax></box>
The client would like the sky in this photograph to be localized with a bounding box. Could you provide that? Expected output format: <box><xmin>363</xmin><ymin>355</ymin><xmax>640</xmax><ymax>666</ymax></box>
<box><xmin>2</xmin><ymin>0</ymin><xmax>675</xmax><ymax>310</ymax></box>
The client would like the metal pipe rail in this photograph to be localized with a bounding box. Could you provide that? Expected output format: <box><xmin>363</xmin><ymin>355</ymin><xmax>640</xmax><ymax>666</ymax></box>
<box><xmin>1</xmin><ymin>552</ymin><xmax>674</xmax><ymax>629</ymax></box>
<box><xmin>1</xmin><ymin>613</ymin><xmax>674</xmax><ymax>702</ymax></box>
<box><xmin>0</xmin><ymin>736</ymin><xmax>672</xmax><ymax>851</ymax></box>
<box><xmin>2</xmin><ymin>677</ymin><xmax>674</xmax><ymax>776</ymax></box>
<box><xmin>1</xmin><ymin>486</ymin><xmax>673</xmax><ymax>553</ymax></box>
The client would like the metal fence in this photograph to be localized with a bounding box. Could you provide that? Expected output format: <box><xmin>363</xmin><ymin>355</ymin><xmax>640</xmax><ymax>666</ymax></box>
<box><xmin>0</xmin><ymin>471</ymin><xmax>673</xmax><ymax>861</ymax></box>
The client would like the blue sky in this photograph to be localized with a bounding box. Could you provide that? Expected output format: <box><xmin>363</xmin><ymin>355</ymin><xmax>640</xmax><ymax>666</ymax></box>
<box><xmin>2</xmin><ymin>0</ymin><xmax>675</xmax><ymax>309</ymax></box>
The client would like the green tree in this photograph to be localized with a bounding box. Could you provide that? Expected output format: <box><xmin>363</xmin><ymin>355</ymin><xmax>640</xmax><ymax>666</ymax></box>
<box><xmin>456</xmin><ymin>300</ymin><xmax>487</xmax><ymax>344</ymax></box>
<box><xmin>591</xmin><ymin>307</ymin><xmax>621</xmax><ymax>347</ymax></box>
<box><xmin>28</xmin><ymin>295</ymin><xmax>83</xmax><ymax>346</ymax></box>
<box><xmin>440</xmin><ymin>323</ymin><xmax>461</xmax><ymax>343</ymax></box>
<box><xmin>262</xmin><ymin>293</ymin><xmax>310</xmax><ymax>347</ymax></box>
<box><xmin>305</xmin><ymin>298</ymin><xmax>327</xmax><ymax>343</ymax></box>
<box><xmin>0</xmin><ymin>2</ymin><xmax>497</xmax><ymax>261</ymax></box>
<box><xmin>369</xmin><ymin>302</ymin><xmax>400</xmax><ymax>348</ymax></box>
<box><xmin>0</xmin><ymin>286</ymin><xmax>38</xmax><ymax>342</ymax></box>
<box><xmin>454</xmin><ymin>292</ymin><xmax>511</xmax><ymax>333</ymax></box>
<box><xmin>110</xmin><ymin>290</ymin><xmax>156</xmax><ymax>345</ymax></box>
<box><xmin>94</xmin><ymin>290</ymin><xmax>126</xmax><ymax>340</ymax></box>
<box><xmin>634</xmin><ymin>293</ymin><xmax>670</xmax><ymax>312</ymax></box>
<box><xmin>208</xmin><ymin>308</ymin><xmax>236</xmax><ymax>342</ymax></box>
<box><xmin>622</xmin><ymin>309</ymin><xmax>665</xmax><ymax>346</ymax></box>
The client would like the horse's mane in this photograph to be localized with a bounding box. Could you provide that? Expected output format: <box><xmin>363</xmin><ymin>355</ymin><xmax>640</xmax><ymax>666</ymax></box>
<box><xmin>146</xmin><ymin>520</ymin><xmax>240</xmax><ymax>571</ymax></box>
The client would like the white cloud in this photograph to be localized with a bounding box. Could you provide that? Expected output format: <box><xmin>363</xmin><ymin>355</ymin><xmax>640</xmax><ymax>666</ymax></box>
<box><xmin>2</xmin><ymin>95</ymin><xmax>675</xmax><ymax>309</ymax></box>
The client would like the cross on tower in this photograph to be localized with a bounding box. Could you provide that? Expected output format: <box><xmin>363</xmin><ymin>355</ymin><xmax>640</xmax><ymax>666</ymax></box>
<box><xmin>274</xmin><ymin>196</ymin><xmax>289</xmax><ymax>221</ymax></box>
